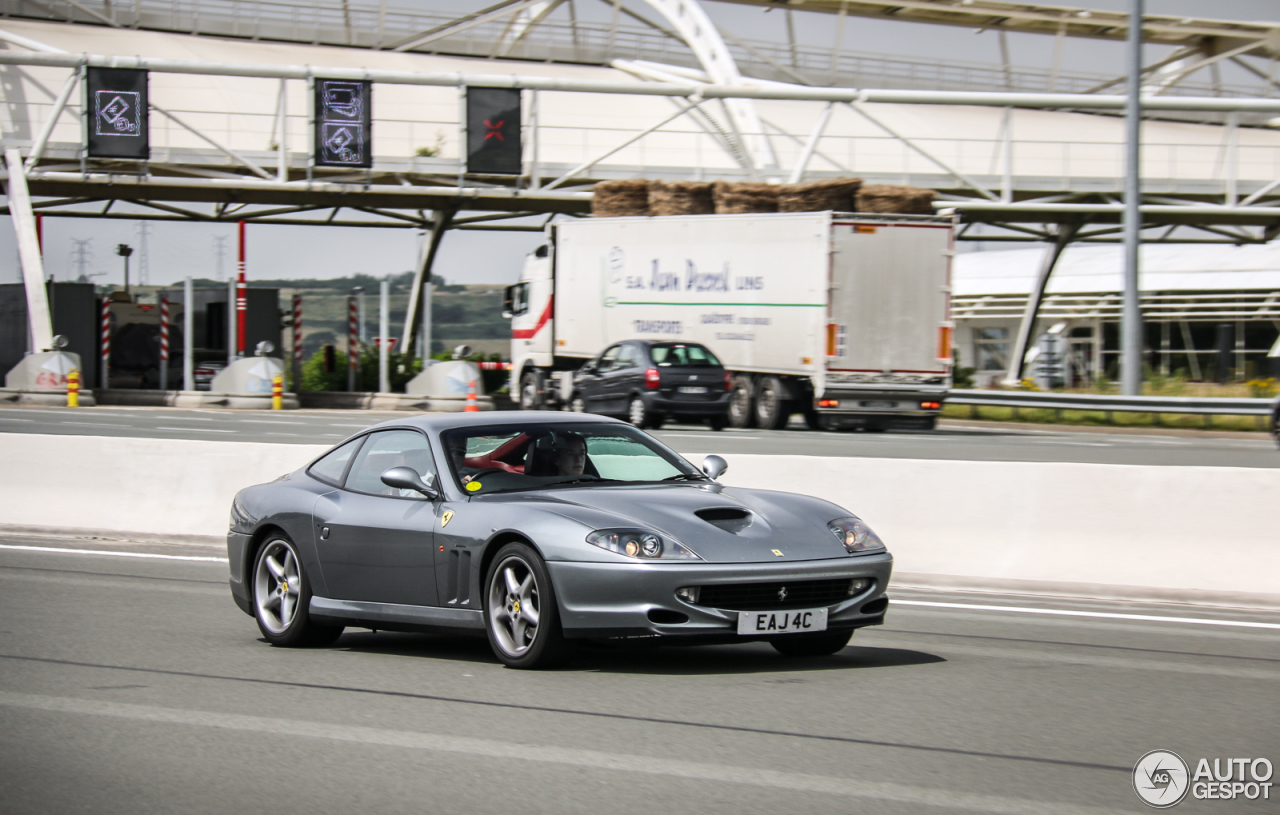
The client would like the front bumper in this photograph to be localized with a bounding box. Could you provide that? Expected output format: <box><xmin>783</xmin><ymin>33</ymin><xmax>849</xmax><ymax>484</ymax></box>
<box><xmin>227</xmin><ymin>530</ymin><xmax>253</xmax><ymax>616</ymax></box>
<box><xmin>549</xmin><ymin>553</ymin><xmax>892</xmax><ymax>640</ymax></box>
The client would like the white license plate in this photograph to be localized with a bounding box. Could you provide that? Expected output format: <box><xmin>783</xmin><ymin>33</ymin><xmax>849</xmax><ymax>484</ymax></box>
<box><xmin>859</xmin><ymin>401</ymin><xmax>897</xmax><ymax>409</ymax></box>
<box><xmin>678</xmin><ymin>386</ymin><xmax>709</xmax><ymax>394</ymax></box>
<box><xmin>738</xmin><ymin>607</ymin><xmax>829</xmax><ymax>635</ymax></box>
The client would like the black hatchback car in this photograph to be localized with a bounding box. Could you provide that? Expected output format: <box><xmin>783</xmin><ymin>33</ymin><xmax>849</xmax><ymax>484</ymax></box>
<box><xmin>569</xmin><ymin>340</ymin><xmax>732</xmax><ymax>429</ymax></box>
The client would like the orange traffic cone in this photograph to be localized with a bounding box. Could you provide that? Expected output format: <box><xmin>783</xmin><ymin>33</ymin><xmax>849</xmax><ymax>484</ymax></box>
<box><xmin>464</xmin><ymin>379</ymin><xmax>479</xmax><ymax>412</ymax></box>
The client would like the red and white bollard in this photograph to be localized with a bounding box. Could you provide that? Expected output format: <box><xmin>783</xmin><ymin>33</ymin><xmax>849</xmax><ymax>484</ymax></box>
<box><xmin>347</xmin><ymin>295</ymin><xmax>359</xmax><ymax>392</ymax></box>
<box><xmin>100</xmin><ymin>296</ymin><xmax>111</xmax><ymax>390</ymax></box>
<box><xmin>464</xmin><ymin>379</ymin><xmax>479</xmax><ymax>412</ymax></box>
<box><xmin>235</xmin><ymin>220</ymin><xmax>248</xmax><ymax>357</ymax></box>
<box><xmin>159</xmin><ymin>296</ymin><xmax>170</xmax><ymax>391</ymax></box>
<box><xmin>292</xmin><ymin>295</ymin><xmax>303</xmax><ymax>389</ymax></box>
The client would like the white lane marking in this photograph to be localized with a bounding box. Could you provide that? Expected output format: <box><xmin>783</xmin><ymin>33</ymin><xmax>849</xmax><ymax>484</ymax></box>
<box><xmin>58</xmin><ymin>421</ymin><xmax>129</xmax><ymax>428</ymax></box>
<box><xmin>328</xmin><ymin>423</ymin><xmax>369</xmax><ymax>428</ymax></box>
<box><xmin>0</xmin><ymin>691</ymin><xmax>1120</xmax><ymax>815</ymax></box>
<box><xmin>237</xmin><ymin>420</ymin><xmax>305</xmax><ymax>425</ymax></box>
<box><xmin>893</xmin><ymin>599</ymin><xmax>1280</xmax><ymax>630</ymax></box>
<box><xmin>263</xmin><ymin>432</ymin><xmax>298</xmax><ymax>437</ymax></box>
<box><xmin>0</xmin><ymin>417</ymin><xmax>35</xmax><ymax>422</ymax></box>
<box><xmin>0</xmin><ymin>544</ymin><xmax>226</xmax><ymax>563</ymax></box>
<box><xmin>662</xmin><ymin>433</ymin><xmax>760</xmax><ymax>440</ymax></box>
<box><xmin>155</xmin><ymin>427</ymin><xmax>236</xmax><ymax>433</ymax></box>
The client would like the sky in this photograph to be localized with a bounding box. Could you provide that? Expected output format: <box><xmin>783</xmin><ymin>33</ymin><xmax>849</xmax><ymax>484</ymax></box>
<box><xmin>2</xmin><ymin>0</ymin><xmax>1277</xmax><ymax>287</ymax></box>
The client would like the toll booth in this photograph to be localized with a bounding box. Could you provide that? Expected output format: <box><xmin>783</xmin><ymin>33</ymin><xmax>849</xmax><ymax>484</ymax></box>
<box><xmin>1</xmin><ymin>283</ymin><xmax>281</xmax><ymax>390</ymax></box>
<box><xmin>0</xmin><ymin>282</ymin><xmax>100</xmax><ymax>387</ymax></box>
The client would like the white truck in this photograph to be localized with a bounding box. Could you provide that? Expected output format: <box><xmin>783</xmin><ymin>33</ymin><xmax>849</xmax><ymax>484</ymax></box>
<box><xmin>505</xmin><ymin>211</ymin><xmax>954</xmax><ymax>430</ymax></box>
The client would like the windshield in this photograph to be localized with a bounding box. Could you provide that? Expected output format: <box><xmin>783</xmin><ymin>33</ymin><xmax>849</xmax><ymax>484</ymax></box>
<box><xmin>649</xmin><ymin>343</ymin><xmax>721</xmax><ymax>367</ymax></box>
<box><xmin>440</xmin><ymin>422</ymin><xmax>703</xmax><ymax>495</ymax></box>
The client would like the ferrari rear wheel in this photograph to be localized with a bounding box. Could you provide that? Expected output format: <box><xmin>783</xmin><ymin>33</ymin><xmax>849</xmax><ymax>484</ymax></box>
<box><xmin>485</xmin><ymin>543</ymin><xmax>575</xmax><ymax>669</ymax></box>
<box><xmin>252</xmin><ymin>535</ymin><xmax>343</xmax><ymax>648</ymax></box>
<box><xmin>769</xmin><ymin>630</ymin><xmax>853</xmax><ymax>657</ymax></box>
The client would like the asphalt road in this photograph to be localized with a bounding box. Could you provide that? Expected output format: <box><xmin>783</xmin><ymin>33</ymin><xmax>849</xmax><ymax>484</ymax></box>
<box><xmin>1</xmin><ymin>536</ymin><xmax>1276</xmax><ymax>814</ymax></box>
<box><xmin>1</xmin><ymin>405</ymin><xmax>1277</xmax><ymax>468</ymax></box>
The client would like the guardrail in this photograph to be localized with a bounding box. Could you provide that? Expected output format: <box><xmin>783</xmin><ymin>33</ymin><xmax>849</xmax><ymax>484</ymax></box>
<box><xmin>947</xmin><ymin>389</ymin><xmax>1276</xmax><ymax>417</ymax></box>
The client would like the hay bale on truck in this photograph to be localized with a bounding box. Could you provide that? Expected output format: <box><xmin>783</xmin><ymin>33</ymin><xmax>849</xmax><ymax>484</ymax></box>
<box><xmin>855</xmin><ymin>184</ymin><xmax>937</xmax><ymax>215</ymax></box>
<box><xmin>592</xmin><ymin>179</ymin><xmax>651</xmax><ymax>217</ymax></box>
<box><xmin>649</xmin><ymin>180</ymin><xmax>715</xmax><ymax>216</ymax></box>
<box><xmin>777</xmin><ymin>177</ymin><xmax>863</xmax><ymax>212</ymax></box>
<box><xmin>712</xmin><ymin>181</ymin><xmax>779</xmax><ymax>214</ymax></box>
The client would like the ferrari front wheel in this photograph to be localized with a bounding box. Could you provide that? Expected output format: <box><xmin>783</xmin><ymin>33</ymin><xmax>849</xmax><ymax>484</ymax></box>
<box><xmin>252</xmin><ymin>535</ymin><xmax>343</xmax><ymax>647</ymax></box>
<box><xmin>485</xmin><ymin>542</ymin><xmax>575</xmax><ymax>669</ymax></box>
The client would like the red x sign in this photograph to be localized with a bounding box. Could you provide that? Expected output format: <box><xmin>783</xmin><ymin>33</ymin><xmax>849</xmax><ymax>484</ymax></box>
<box><xmin>483</xmin><ymin>119</ymin><xmax>505</xmax><ymax>141</ymax></box>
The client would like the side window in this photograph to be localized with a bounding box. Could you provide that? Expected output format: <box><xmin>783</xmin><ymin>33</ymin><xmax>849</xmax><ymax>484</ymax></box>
<box><xmin>616</xmin><ymin>345</ymin><xmax>640</xmax><ymax>369</ymax></box>
<box><xmin>344</xmin><ymin>429</ymin><xmax>437</xmax><ymax>498</ymax></box>
<box><xmin>308</xmin><ymin>437</ymin><xmax>364</xmax><ymax>486</ymax></box>
<box><xmin>598</xmin><ymin>345</ymin><xmax>622</xmax><ymax>372</ymax></box>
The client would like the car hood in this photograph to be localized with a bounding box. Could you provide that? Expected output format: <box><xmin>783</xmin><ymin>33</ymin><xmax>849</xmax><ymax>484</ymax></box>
<box><xmin>490</xmin><ymin>483</ymin><xmax>859</xmax><ymax>564</ymax></box>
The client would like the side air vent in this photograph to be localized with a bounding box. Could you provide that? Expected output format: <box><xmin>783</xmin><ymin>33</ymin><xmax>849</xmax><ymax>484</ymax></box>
<box><xmin>695</xmin><ymin>507</ymin><xmax>752</xmax><ymax>534</ymax></box>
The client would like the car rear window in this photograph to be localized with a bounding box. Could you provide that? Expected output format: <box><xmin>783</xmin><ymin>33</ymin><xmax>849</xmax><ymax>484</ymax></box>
<box><xmin>649</xmin><ymin>343</ymin><xmax>721</xmax><ymax>367</ymax></box>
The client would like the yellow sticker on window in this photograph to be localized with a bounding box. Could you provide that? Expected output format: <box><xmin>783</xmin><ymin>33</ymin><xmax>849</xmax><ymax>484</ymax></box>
<box><xmin>466</xmin><ymin>481</ymin><xmax>482</xmax><ymax>492</ymax></box>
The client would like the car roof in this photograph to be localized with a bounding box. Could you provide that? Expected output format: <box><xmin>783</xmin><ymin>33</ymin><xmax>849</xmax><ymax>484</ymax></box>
<box><xmin>362</xmin><ymin>410</ymin><xmax>627</xmax><ymax>436</ymax></box>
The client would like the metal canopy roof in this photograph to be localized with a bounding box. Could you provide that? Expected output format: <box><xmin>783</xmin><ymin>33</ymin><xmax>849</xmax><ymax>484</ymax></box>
<box><xmin>715</xmin><ymin>0</ymin><xmax>1280</xmax><ymax>49</ymax></box>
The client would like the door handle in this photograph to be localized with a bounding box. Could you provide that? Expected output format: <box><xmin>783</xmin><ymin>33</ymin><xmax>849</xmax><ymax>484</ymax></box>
<box><xmin>319</xmin><ymin>526</ymin><xmax>330</xmax><ymax>540</ymax></box>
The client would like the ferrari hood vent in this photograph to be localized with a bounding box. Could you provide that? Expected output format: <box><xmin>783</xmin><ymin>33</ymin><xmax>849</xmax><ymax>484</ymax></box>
<box><xmin>695</xmin><ymin>507</ymin><xmax>753</xmax><ymax>535</ymax></box>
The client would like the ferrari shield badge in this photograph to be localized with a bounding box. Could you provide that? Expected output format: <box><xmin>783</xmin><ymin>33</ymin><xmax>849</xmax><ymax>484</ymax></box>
<box><xmin>440</xmin><ymin>509</ymin><xmax>455</xmax><ymax>528</ymax></box>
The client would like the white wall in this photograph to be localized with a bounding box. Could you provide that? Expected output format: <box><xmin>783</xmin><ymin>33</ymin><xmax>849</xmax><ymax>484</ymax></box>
<box><xmin>2</xmin><ymin>433</ymin><xmax>1276</xmax><ymax>605</ymax></box>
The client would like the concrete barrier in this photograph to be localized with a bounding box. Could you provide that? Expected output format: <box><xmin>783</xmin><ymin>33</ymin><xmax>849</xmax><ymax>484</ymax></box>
<box><xmin>1</xmin><ymin>433</ymin><xmax>1275</xmax><ymax>607</ymax></box>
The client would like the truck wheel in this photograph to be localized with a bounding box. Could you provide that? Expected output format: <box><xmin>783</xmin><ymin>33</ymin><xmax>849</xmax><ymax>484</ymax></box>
<box><xmin>754</xmin><ymin>376</ymin><xmax>791</xmax><ymax>430</ymax></box>
<box><xmin>921</xmin><ymin>416</ymin><xmax>938</xmax><ymax>431</ymax></box>
<box><xmin>519</xmin><ymin>372</ymin><xmax>542</xmax><ymax>410</ymax></box>
<box><xmin>803</xmin><ymin>408</ymin><xmax>822</xmax><ymax>431</ymax></box>
<box><xmin>728</xmin><ymin>375</ymin><xmax>756</xmax><ymax>429</ymax></box>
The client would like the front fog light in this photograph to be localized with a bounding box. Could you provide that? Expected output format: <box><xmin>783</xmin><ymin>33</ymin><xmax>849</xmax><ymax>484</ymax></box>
<box><xmin>828</xmin><ymin>517</ymin><xmax>885</xmax><ymax>554</ymax></box>
<box><xmin>847</xmin><ymin>578</ymin><xmax>871</xmax><ymax>596</ymax></box>
<box><xmin>676</xmin><ymin>586</ymin><xmax>700</xmax><ymax>604</ymax></box>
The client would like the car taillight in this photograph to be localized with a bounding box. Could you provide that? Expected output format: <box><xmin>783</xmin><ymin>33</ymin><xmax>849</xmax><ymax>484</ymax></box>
<box><xmin>921</xmin><ymin>401</ymin><xmax>941</xmax><ymax>410</ymax></box>
<box><xmin>817</xmin><ymin>399</ymin><xmax>839</xmax><ymax>408</ymax></box>
<box><xmin>723</xmin><ymin>371</ymin><xmax>733</xmax><ymax>391</ymax></box>
<box><xmin>645</xmin><ymin>368</ymin><xmax>661</xmax><ymax>389</ymax></box>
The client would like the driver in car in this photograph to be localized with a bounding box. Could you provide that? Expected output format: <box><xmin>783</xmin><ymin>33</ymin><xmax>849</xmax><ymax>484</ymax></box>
<box><xmin>553</xmin><ymin>433</ymin><xmax>588</xmax><ymax>477</ymax></box>
<box><xmin>445</xmin><ymin>436</ymin><xmax>480</xmax><ymax>483</ymax></box>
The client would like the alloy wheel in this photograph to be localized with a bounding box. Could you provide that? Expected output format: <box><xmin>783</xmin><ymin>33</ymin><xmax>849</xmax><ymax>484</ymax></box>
<box><xmin>488</xmin><ymin>556</ymin><xmax>541</xmax><ymax>657</ymax></box>
<box><xmin>254</xmin><ymin>539</ymin><xmax>301</xmax><ymax>635</ymax></box>
<box><xmin>628</xmin><ymin>397</ymin><xmax>646</xmax><ymax>427</ymax></box>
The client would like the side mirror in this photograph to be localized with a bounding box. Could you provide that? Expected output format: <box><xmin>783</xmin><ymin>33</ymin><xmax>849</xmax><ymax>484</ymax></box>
<box><xmin>381</xmin><ymin>467</ymin><xmax>438</xmax><ymax>498</ymax></box>
<box><xmin>701</xmin><ymin>455</ymin><xmax>728</xmax><ymax>480</ymax></box>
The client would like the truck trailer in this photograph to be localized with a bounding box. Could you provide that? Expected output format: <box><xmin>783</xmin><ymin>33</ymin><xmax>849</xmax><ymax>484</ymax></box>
<box><xmin>505</xmin><ymin>211</ymin><xmax>954</xmax><ymax>430</ymax></box>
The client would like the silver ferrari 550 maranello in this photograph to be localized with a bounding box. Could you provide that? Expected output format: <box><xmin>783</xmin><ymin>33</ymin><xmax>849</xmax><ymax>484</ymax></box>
<box><xmin>227</xmin><ymin>411</ymin><xmax>893</xmax><ymax>668</ymax></box>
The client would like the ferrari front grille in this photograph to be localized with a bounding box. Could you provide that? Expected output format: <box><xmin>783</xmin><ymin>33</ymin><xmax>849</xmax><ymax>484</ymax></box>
<box><xmin>693</xmin><ymin>578</ymin><xmax>864</xmax><ymax>611</ymax></box>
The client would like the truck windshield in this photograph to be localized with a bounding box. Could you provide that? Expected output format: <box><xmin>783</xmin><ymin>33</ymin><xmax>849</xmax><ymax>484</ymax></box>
<box><xmin>440</xmin><ymin>422</ymin><xmax>703</xmax><ymax>495</ymax></box>
<box><xmin>649</xmin><ymin>343</ymin><xmax>721</xmax><ymax>367</ymax></box>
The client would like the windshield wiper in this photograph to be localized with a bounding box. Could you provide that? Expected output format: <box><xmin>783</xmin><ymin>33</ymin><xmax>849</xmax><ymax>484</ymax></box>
<box><xmin>661</xmin><ymin>473</ymin><xmax>708</xmax><ymax>482</ymax></box>
<box><xmin>555</xmin><ymin>476</ymin><xmax>623</xmax><ymax>486</ymax></box>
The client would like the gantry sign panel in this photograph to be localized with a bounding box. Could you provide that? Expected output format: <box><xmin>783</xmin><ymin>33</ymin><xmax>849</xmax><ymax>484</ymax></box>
<box><xmin>85</xmin><ymin>68</ymin><xmax>149</xmax><ymax>159</ymax></box>
<box><xmin>466</xmin><ymin>88</ymin><xmax>522</xmax><ymax>176</ymax></box>
<box><xmin>314</xmin><ymin>79</ymin><xmax>373</xmax><ymax>168</ymax></box>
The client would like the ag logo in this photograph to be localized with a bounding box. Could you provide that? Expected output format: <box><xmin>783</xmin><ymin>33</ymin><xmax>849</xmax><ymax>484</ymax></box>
<box><xmin>1134</xmin><ymin>750</ymin><xmax>1190</xmax><ymax>808</ymax></box>
<box><xmin>440</xmin><ymin>510</ymin><xmax>454</xmax><ymax>528</ymax></box>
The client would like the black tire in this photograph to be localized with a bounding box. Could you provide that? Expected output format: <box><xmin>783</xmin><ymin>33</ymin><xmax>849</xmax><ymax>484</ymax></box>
<box><xmin>754</xmin><ymin>375</ymin><xmax>791</xmax><ymax>430</ymax></box>
<box><xmin>519</xmin><ymin>371</ymin><xmax>542</xmax><ymax>410</ymax></box>
<box><xmin>251</xmin><ymin>534</ymin><xmax>344</xmax><ymax>648</ymax></box>
<box><xmin>920</xmin><ymin>416</ymin><xmax>938</xmax><ymax>431</ymax></box>
<box><xmin>707</xmin><ymin>414</ymin><xmax>727</xmax><ymax>431</ymax></box>
<box><xmin>728</xmin><ymin>374</ymin><xmax>755</xmax><ymax>429</ymax></box>
<box><xmin>627</xmin><ymin>395</ymin><xmax>662</xmax><ymax>429</ymax></box>
<box><xmin>770</xmin><ymin>630</ymin><xmax>853</xmax><ymax>657</ymax></box>
<box><xmin>484</xmin><ymin>542</ymin><xmax>576</xmax><ymax>669</ymax></box>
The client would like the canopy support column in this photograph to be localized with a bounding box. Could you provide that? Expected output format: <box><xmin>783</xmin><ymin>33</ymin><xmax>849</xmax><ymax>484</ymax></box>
<box><xmin>4</xmin><ymin>148</ymin><xmax>54</xmax><ymax>354</ymax></box>
<box><xmin>401</xmin><ymin>208</ymin><xmax>454</xmax><ymax>355</ymax></box>
<box><xmin>1003</xmin><ymin>223</ymin><xmax>1080</xmax><ymax>386</ymax></box>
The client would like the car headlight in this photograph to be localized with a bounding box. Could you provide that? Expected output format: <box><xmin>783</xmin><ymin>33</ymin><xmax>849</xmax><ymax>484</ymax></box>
<box><xmin>828</xmin><ymin>516</ymin><xmax>885</xmax><ymax>554</ymax></box>
<box><xmin>586</xmin><ymin>529</ymin><xmax>702</xmax><ymax>560</ymax></box>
